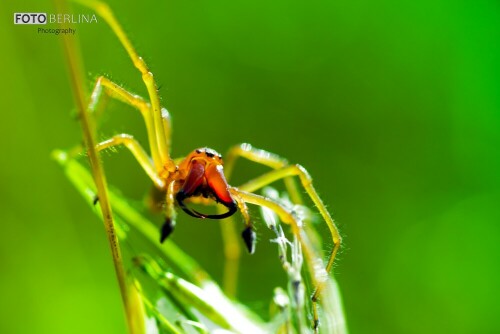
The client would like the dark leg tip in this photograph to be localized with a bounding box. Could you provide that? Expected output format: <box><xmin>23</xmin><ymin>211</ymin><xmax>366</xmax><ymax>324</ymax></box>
<box><xmin>313</xmin><ymin>319</ymin><xmax>320</xmax><ymax>332</ymax></box>
<box><xmin>93</xmin><ymin>196</ymin><xmax>99</xmax><ymax>205</ymax></box>
<box><xmin>160</xmin><ymin>218</ymin><xmax>175</xmax><ymax>243</ymax></box>
<box><xmin>241</xmin><ymin>226</ymin><xmax>256</xmax><ymax>254</ymax></box>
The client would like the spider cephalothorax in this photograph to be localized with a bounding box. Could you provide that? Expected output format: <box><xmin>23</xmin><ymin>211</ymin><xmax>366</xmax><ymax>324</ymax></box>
<box><xmin>159</xmin><ymin>147</ymin><xmax>252</xmax><ymax>250</ymax></box>
<box><xmin>175</xmin><ymin>148</ymin><xmax>237</xmax><ymax>219</ymax></box>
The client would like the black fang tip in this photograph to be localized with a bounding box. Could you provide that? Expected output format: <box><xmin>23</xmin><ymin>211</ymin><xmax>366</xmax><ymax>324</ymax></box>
<box><xmin>160</xmin><ymin>218</ymin><xmax>175</xmax><ymax>243</ymax></box>
<box><xmin>242</xmin><ymin>226</ymin><xmax>256</xmax><ymax>254</ymax></box>
<box><xmin>93</xmin><ymin>196</ymin><xmax>99</xmax><ymax>205</ymax></box>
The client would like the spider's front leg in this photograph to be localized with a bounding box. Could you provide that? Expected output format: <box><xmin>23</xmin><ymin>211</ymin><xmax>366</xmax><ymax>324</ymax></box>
<box><xmin>239</xmin><ymin>164</ymin><xmax>341</xmax><ymax>276</ymax></box>
<box><xmin>231</xmin><ymin>189</ymin><xmax>331</xmax><ymax>332</ymax></box>
<box><xmin>236</xmin><ymin>164</ymin><xmax>341</xmax><ymax>331</ymax></box>
<box><xmin>219</xmin><ymin>144</ymin><xmax>305</xmax><ymax>296</ymax></box>
<box><xmin>220</xmin><ymin>144</ymin><xmax>332</xmax><ymax>297</ymax></box>
<box><xmin>224</xmin><ymin>143</ymin><xmax>303</xmax><ymax>204</ymax></box>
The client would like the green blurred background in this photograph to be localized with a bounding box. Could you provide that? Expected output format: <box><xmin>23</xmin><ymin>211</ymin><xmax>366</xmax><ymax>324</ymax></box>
<box><xmin>1</xmin><ymin>0</ymin><xmax>499</xmax><ymax>333</ymax></box>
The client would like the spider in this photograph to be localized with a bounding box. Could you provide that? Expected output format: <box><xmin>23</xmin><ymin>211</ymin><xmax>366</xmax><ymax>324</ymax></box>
<box><xmin>76</xmin><ymin>0</ymin><xmax>341</xmax><ymax>330</ymax></box>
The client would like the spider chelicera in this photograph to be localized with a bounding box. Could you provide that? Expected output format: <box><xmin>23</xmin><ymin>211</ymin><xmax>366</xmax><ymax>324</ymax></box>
<box><xmin>78</xmin><ymin>0</ymin><xmax>341</xmax><ymax>330</ymax></box>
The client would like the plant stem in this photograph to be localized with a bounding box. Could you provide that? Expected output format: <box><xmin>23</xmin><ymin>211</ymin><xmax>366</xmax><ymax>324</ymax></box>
<box><xmin>54</xmin><ymin>1</ymin><xmax>137</xmax><ymax>332</ymax></box>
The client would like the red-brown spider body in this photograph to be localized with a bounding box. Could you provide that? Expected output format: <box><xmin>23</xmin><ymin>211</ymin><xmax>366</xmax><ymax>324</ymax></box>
<box><xmin>171</xmin><ymin>148</ymin><xmax>237</xmax><ymax>220</ymax></box>
<box><xmin>158</xmin><ymin>147</ymin><xmax>248</xmax><ymax>249</ymax></box>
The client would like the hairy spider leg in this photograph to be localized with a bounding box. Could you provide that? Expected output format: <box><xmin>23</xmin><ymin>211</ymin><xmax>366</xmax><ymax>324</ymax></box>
<box><xmin>225</xmin><ymin>143</ymin><xmax>303</xmax><ymax>204</ymax></box>
<box><xmin>87</xmin><ymin>76</ymin><xmax>164</xmax><ymax>171</ymax></box>
<box><xmin>74</xmin><ymin>0</ymin><xmax>172</xmax><ymax>167</ymax></box>
<box><xmin>233</xmin><ymin>189</ymin><xmax>329</xmax><ymax>331</ymax></box>
<box><xmin>95</xmin><ymin>134</ymin><xmax>165</xmax><ymax>189</ymax></box>
<box><xmin>236</xmin><ymin>165</ymin><xmax>341</xmax><ymax>331</ymax></box>
<box><xmin>218</xmin><ymin>143</ymin><xmax>302</xmax><ymax>296</ymax></box>
<box><xmin>238</xmin><ymin>165</ymin><xmax>341</xmax><ymax>274</ymax></box>
<box><xmin>221</xmin><ymin>144</ymin><xmax>324</xmax><ymax>296</ymax></box>
<box><xmin>224</xmin><ymin>144</ymin><xmax>341</xmax><ymax>330</ymax></box>
<box><xmin>215</xmin><ymin>188</ymin><xmax>255</xmax><ymax>297</ymax></box>
<box><xmin>231</xmin><ymin>192</ymin><xmax>255</xmax><ymax>254</ymax></box>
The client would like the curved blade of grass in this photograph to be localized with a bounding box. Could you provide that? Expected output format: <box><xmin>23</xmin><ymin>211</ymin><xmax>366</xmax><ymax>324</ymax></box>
<box><xmin>133</xmin><ymin>279</ymin><xmax>184</xmax><ymax>334</ymax></box>
<box><xmin>53</xmin><ymin>150</ymin><xmax>267</xmax><ymax>332</ymax></box>
<box><xmin>135</xmin><ymin>254</ymin><xmax>265</xmax><ymax>334</ymax></box>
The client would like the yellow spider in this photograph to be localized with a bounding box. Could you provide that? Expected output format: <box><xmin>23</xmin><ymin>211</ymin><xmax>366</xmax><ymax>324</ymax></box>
<box><xmin>75</xmin><ymin>0</ymin><xmax>341</xmax><ymax>330</ymax></box>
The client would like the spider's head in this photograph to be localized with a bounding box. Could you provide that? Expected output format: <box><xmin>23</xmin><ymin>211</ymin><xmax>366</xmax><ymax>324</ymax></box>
<box><xmin>176</xmin><ymin>148</ymin><xmax>237</xmax><ymax>219</ymax></box>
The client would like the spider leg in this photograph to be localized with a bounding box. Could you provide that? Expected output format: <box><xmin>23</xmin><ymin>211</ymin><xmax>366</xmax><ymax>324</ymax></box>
<box><xmin>74</xmin><ymin>0</ymin><xmax>171</xmax><ymax>165</ymax></box>
<box><xmin>217</xmin><ymin>217</ymin><xmax>240</xmax><ymax>297</ymax></box>
<box><xmin>220</xmin><ymin>144</ymin><xmax>320</xmax><ymax>296</ymax></box>
<box><xmin>237</xmin><ymin>164</ymin><xmax>341</xmax><ymax>330</ymax></box>
<box><xmin>214</xmin><ymin>188</ymin><xmax>254</xmax><ymax>298</ymax></box>
<box><xmin>160</xmin><ymin>181</ymin><xmax>177</xmax><ymax>243</ymax></box>
<box><xmin>88</xmin><ymin>76</ymin><xmax>165</xmax><ymax>171</ymax></box>
<box><xmin>96</xmin><ymin>134</ymin><xmax>165</xmax><ymax>189</ymax></box>
<box><xmin>220</xmin><ymin>144</ymin><xmax>298</xmax><ymax>295</ymax></box>
<box><xmin>224</xmin><ymin>143</ymin><xmax>302</xmax><ymax>204</ymax></box>
<box><xmin>229</xmin><ymin>191</ymin><xmax>255</xmax><ymax>254</ymax></box>
<box><xmin>238</xmin><ymin>165</ymin><xmax>341</xmax><ymax>274</ymax></box>
<box><xmin>231</xmin><ymin>189</ymin><xmax>327</xmax><ymax>331</ymax></box>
